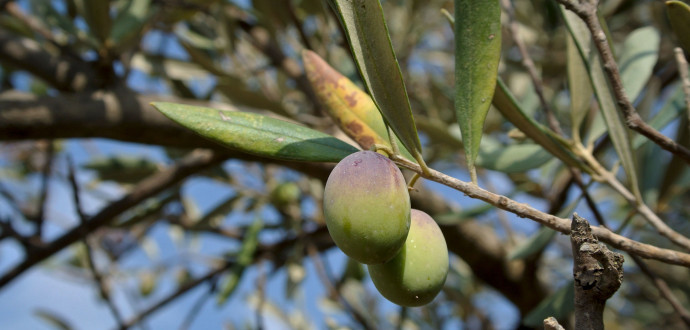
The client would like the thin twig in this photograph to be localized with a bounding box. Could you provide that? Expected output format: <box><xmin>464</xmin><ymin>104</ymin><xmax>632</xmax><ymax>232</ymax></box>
<box><xmin>501</xmin><ymin>0</ymin><xmax>563</xmax><ymax>135</ymax></box>
<box><xmin>557</xmin><ymin>0</ymin><xmax>690</xmax><ymax>164</ymax></box>
<box><xmin>5</xmin><ymin>2</ymin><xmax>58</xmax><ymax>43</ymax></box>
<box><xmin>254</xmin><ymin>261</ymin><xmax>266</xmax><ymax>330</ymax></box>
<box><xmin>84</xmin><ymin>240</ymin><xmax>126</xmax><ymax>327</ymax></box>
<box><xmin>306</xmin><ymin>242</ymin><xmax>373</xmax><ymax>330</ymax></box>
<box><xmin>34</xmin><ymin>140</ymin><xmax>54</xmax><ymax>240</ymax></box>
<box><xmin>630</xmin><ymin>254</ymin><xmax>690</xmax><ymax>328</ymax></box>
<box><xmin>67</xmin><ymin>156</ymin><xmax>126</xmax><ymax>327</ymax></box>
<box><xmin>675</xmin><ymin>47</ymin><xmax>690</xmax><ymax>130</ymax></box>
<box><xmin>178</xmin><ymin>284</ymin><xmax>214</xmax><ymax>330</ymax></box>
<box><xmin>389</xmin><ymin>154</ymin><xmax>690</xmax><ymax>267</ymax></box>
<box><xmin>120</xmin><ymin>264</ymin><xmax>229</xmax><ymax>329</ymax></box>
<box><xmin>0</xmin><ymin>150</ymin><xmax>227</xmax><ymax>291</ymax></box>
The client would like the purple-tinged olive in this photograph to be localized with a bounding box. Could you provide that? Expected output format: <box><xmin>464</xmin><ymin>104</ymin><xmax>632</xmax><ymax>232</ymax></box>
<box><xmin>323</xmin><ymin>151</ymin><xmax>410</xmax><ymax>264</ymax></box>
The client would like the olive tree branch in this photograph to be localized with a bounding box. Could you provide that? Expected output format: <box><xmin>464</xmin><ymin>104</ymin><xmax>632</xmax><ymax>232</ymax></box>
<box><xmin>66</xmin><ymin>155</ymin><xmax>126</xmax><ymax>327</ymax></box>
<box><xmin>556</xmin><ymin>0</ymin><xmax>690</xmax><ymax>164</ymax></box>
<box><xmin>574</xmin><ymin>175</ymin><xmax>690</xmax><ymax>326</ymax></box>
<box><xmin>390</xmin><ymin>155</ymin><xmax>690</xmax><ymax>267</ymax></box>
<box><xmin>0</xmin><ymin>149</ymin><xmax>228</xmax><ymax>291</ymax></box>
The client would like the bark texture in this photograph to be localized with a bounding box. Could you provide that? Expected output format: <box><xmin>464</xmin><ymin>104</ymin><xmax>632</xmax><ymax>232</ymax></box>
<box><xmin>571</xmin><ymin>213</ymin><xmax>624</xmax><ymax>330</ymax></box>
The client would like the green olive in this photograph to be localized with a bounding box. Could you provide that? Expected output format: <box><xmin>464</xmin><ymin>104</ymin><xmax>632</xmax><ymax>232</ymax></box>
<box><xmin>368</xmin><ymin>209</ymin><xmax>449</xmax><ymax>307</ymax></box>
<box><xmin>323</xmin><ymin>151</ymin><xmax>410</xmax><ymax>264</ymax></box>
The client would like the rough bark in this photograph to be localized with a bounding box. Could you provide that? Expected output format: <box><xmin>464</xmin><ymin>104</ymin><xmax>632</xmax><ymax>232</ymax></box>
<box><xmin>571</xmin><ymin>213</ymin><xmax>624</xmax><ymax>330</ymax></box>
<box><xmin>0</xmin><ymin>29</ymin><xmax>99</xmax><ymax>92</ymax></box>
<box><xmin>0</xmin><ymin>88</ymin><xmax>230</xmax><ymax>149</ymax></box>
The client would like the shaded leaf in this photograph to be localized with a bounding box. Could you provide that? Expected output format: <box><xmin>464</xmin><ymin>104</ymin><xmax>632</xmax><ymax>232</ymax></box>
<box><xmin>74</xmin><ymin>0</ymin><xmax>112</xmax><ymax>43</ymax></box>
<box><xmin>217</xmin><ymin>218</ymin><xmax>263</xmax><ymax>305</ymax></box>
<box><xmin>563</xmin><ymin>8</ymin><xmax>642</xmax><ymax>201</ymax></box>
<box><xmin>667</xmin><ymin>1</ymin><xmax>690</xmax><ymax>54</ymax></box>
<box><xmin>109</xmin><ymin>0</ymin><xmax>154</xmax><ymax>52</ymax></box>
<box><xmin>523</xmin><ymin>281</ymin><xmax>575</xmax><ymax>327</ymax></box>
<box><xmin>454</xmin><ymin>0</ymin><xmax>502</xmax><ymax>182</ymax></box>
<box><xmin>152</xmin><ymin>102</ymin><xmax>358</xmax><ymax>162</ymax></box>
<box><xmin>567</xmin><ymin>34</ymin><xmax>593</xmax><ymax>142</ymax></box>
<box><xmin>215</xmin><ymin>77</ymin><xmax>290</xmax><ymax>117</ymax></box>
<box><xmin>508</xmin><ymin>195</ymin><xmax>580</xmax><ymax>260</ymax></box>
<box><xmin>476</xmin><ymin>139</ymin><xmax>553</xmax><ymax>173</ymax></box>
<box><xmin>632</xmin><ymin>85</ymin><xmax>686</xmax><ymax>149</ymax></box>
<box><xmin>83</xmin><ymin>156</ymin><xmax>159</xmax><ymax>184</ymax></box>
<box><xmin>618</xmin><ymin>27</ymin><xmax>660</xmax><ymax>103</ymax></box>
<box><xmin>302</xmin><ymin>50</ymin><xmax>413</xmax><ymax>159</ymax></box>
<box><xmin>493</xmin><ymin>80</ymin><xmax>588</xmax><ymax>172</ymax></box>
<box><xmin>329</xmin><ymin>0</ymin><xmax>424</xmax><ymax>163</ymax></box>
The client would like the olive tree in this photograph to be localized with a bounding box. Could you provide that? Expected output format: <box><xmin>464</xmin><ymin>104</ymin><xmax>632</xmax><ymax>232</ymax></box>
<box><xmin>2</xmin><ymin>0</ymin><xmax>690</xmax><ymax>328</ymax></box>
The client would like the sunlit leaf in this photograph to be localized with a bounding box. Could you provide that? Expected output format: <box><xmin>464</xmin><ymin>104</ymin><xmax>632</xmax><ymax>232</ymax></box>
<box><xmin>152</xmin><ymin>102</ymin><xmax>358</xmax><ymax>163</ymax></box>
<box><xmin>302</xmin><ymin>50</ymin><xmax>413</xmax><ymax>159</ymax></box>
<box><xmin>563</xmin><ymin>7</ymin><xmax>642</xmax><ymax>201</ymax></box>
<box><xmin>523</xmin><ymin>281</ymin><xmax>575</xmax><ymax>327</ymax></box>
<box><xmin>217</xmin><ymin>218</ymin><xmax>263</xmax><ymax>305</ymax></box>
<box><xmin>454</xmin><ymin>0</ymin><xmax>502</xmax><ymax>182</ymax></box>
<box><xmin>667</xmin><ymin>1</ymin><xmax>690</xmax><ymax>54</ymax></box>
<box><xmin>618</xmin><ymin>27</ymin><xmax>660</xmax><ymax>103</ymax></box>
<box><xmin>329</xmin><ymin>0</ymin><xmax>424</xmax><ymax>164</ymax></box>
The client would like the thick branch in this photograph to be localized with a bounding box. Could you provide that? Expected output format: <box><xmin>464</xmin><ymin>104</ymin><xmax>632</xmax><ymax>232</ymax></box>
<box><xmin>0</xmin><ymin>29</ymin><xmax>98</xmax><ymax>92</ymax></box>
<box><xmin>0</xmin><ymin>89</ymin><xmax>227</xmax><ymax>149</ymax></box>
<box><xmin>571</xmin><ymin>214</ymin><xmax>624</xmax><ymax>330</ymax></box>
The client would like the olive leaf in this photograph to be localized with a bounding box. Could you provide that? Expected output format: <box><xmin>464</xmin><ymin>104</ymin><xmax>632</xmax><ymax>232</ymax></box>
<box><xmin>152</xmin><ymin>102</ymin><xmax>357</xmax><ymax>162</ymax></box>
<box><xmin>328</xmin><ymin>0</ymin><xmax>424</xmax><ymax>164</ymax></box>
<box><xmin>454</xmin><ymin>0</ymin><xmax>502</xmax><ymax>182</ymax></box>
<box><xmin>667</xmin><ymin>1</ymin><xmax>690</xmax><ymax>54</ymax></box>
<box><xmin>302</xmin><ymin>50</ymin><xmax>414</xmax><ymax>160</ymax></box>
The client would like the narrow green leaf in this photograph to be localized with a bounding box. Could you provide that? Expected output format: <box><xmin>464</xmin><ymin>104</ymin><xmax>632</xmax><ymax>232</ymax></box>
<box><xmin>328</xmin><ymin>0</ymin><xmax>424</xmax><ymax>164</ymax></box>
<box><xmin>508</xmin><ymin>227</ymin><xmax>557</xmax><ymax>261</ymax></box>
<box><xmin>633</xmin><ymin>85</ymin><xmax>686</xmax><ymax>149</ymax></box>
<box><xmin>109</xmin><ymin>0</ymin><xmax>154</xmax><ymax>52</ymax></box>
<box><xmin>618</xmin><ymin>27</ymin><xmax>660</xmax><ymax>103</ymax></box>
<box><xmin>667</xmin><ymin>1</ymin><xmax>690</xmax><ymax>54</ymax></box>
<box><xmin>508</xmin><ymin>195</ymin><xmax>581</xmax><ymax>260</ymax></box>
<box><xmin>476</xmin><ymin>140</ymin><xmax>553</xmax><ymax>173</ymax></box>
<box><xmin>563</xmin><ymin>8</ymin><xmax>642</xmax><ymax>201</ymax></box>
<box><xmin>567</xmin><ymin>34</ymin><xmax>593</xmax><ymax>142</ymax></box>
<box><xmin>74</xmin><ymin>0</ymin><xmax>112</xmax><ymax>43</ymax></box>
<box><xmin>454</xmin><ymin>0</ymin><xmax>502</xmax><ymax>182</ymax></box>
<box><xmin>152</xmin><ymin>102</ymin><xmax>357</xmax><ymax>162</ymax></box>
<box><xmin>217</xmin><ymin>219</ymin><xmax>263</xmax><ymax>305</ymax></box>
<box><xmin>493</xmin><ymin>80</ymin><xmax>589</xmax><ymax>173</ymax></box>
<box><xmin>523</xmin><ymin>281</ymin><xmax>575</xmax><ymax>327</ymax></box>
<box><xmin>82</xmin><ymin>156</ymin><xmax>158</xmax><ymax>184</ymax></box>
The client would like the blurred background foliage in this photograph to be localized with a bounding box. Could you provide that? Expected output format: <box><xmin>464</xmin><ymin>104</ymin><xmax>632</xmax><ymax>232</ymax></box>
<box><xmin>1</xmin><ymin>0</ymin><xmax>690</xmax><ymax>329</ymax></box>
